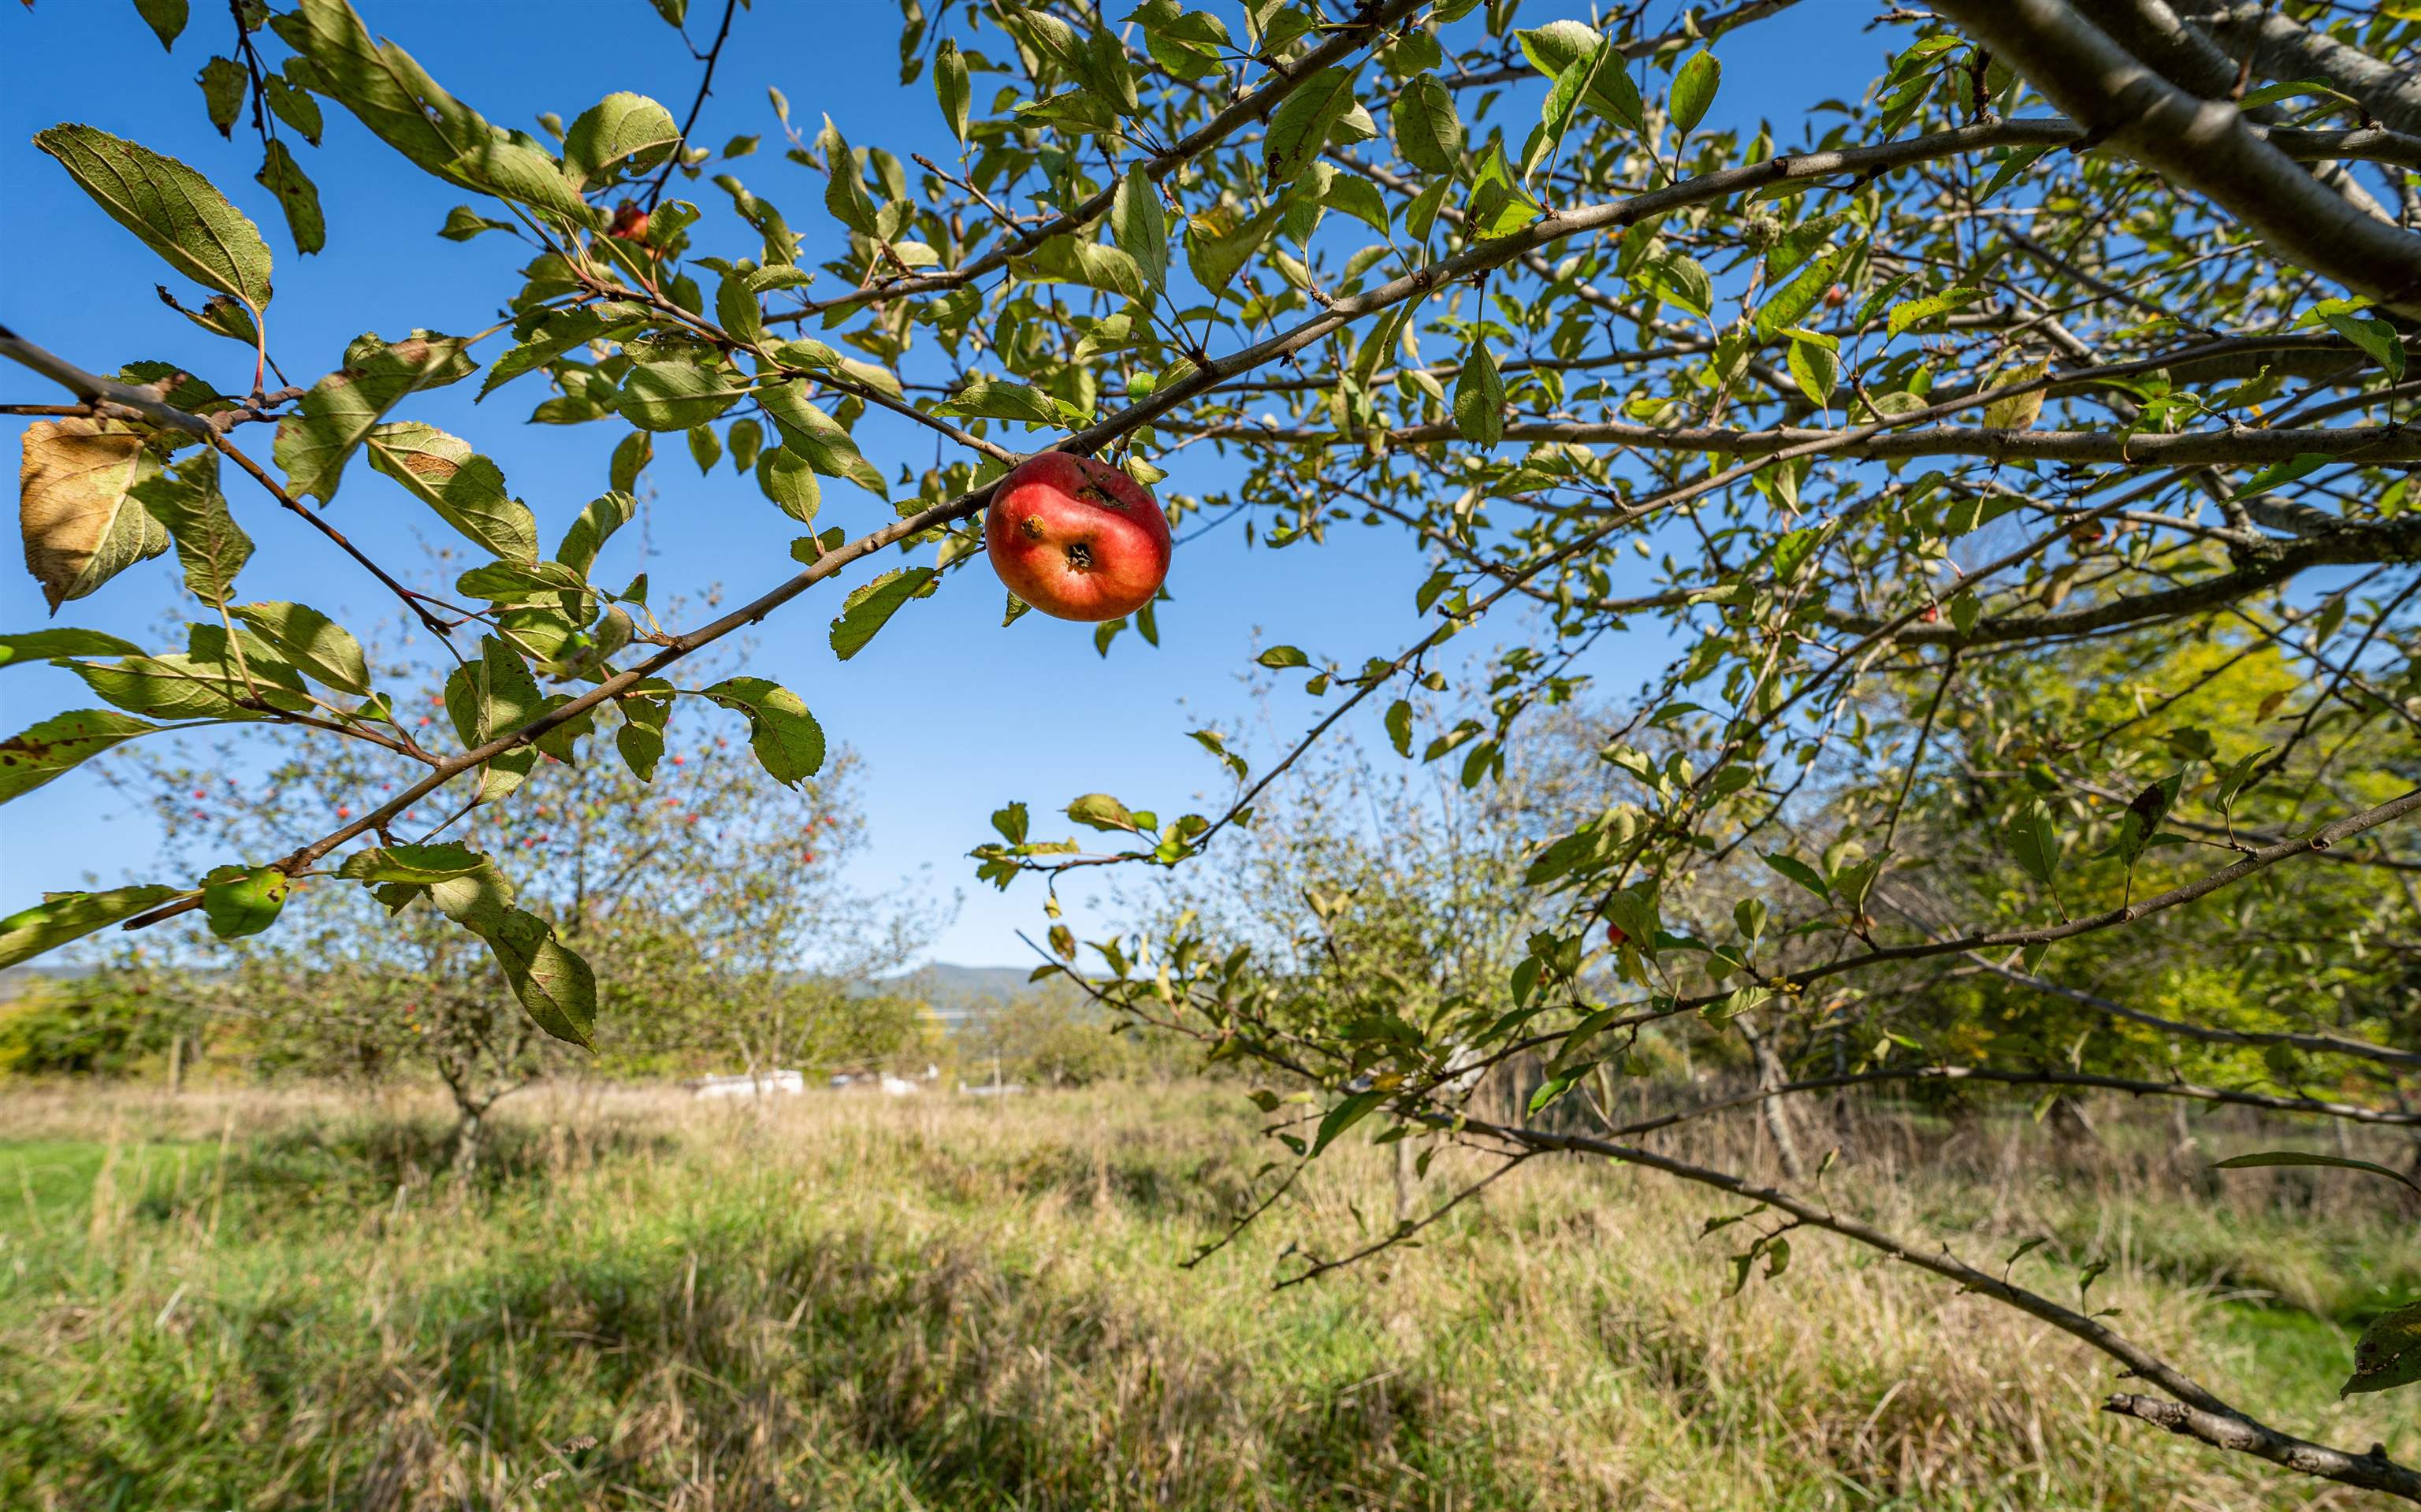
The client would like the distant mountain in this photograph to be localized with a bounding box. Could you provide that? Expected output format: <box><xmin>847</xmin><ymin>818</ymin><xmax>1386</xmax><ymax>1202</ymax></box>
<box><xmin>872</xmin><ymin>962</ymin><xmax>1047</xmax><ymax>1029</ymax></box>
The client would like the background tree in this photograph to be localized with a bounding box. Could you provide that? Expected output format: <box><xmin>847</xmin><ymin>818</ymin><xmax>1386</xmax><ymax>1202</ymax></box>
<box><xmin>2</xmin><ymin>0</ymin><xmax>2416</xmax><ymax>1495</ymax></box>
<box><xmin>115</xmin><ymin>652</ymin><xmax>927</xmax><ymax>1168</ymax></box>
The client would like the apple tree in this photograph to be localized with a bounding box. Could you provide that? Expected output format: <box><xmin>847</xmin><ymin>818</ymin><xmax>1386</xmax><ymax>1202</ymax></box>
<box><xmin>2</xmin><ymin>0</ymin><xmax>2418</xmax><ymax>1494</ymax></box>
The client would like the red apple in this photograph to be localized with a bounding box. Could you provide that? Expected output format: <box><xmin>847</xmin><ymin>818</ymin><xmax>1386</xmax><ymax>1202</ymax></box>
<box><xmin>1607</xmin><ymin>922</ymin><xmax>1628</xmax><ymax>948</ymax></box>
<box><xmin>985</xmin><ymin>451</ymin><xmax>1172</xmax><ymax>622</ymax></box>
<box><xmin>608</xmin><ymin>201</ymin><xmax>650</xmax><ymax>241</ymax></box>
<box><xmin>1921</xmin><ymin>602</ymin><xmax>1941</xmax><ymax>623</ymax></box>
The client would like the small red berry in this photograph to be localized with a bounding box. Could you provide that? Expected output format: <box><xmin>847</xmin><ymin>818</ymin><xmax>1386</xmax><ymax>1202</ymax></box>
<box><xmin>1607</xmin><ymin>922</ymin><xmax>1628</xmax><ymax>947</ymax></box>
<box><xmin>1822</xmin><ymin>284</ymin><xmax>1846</xmax><ymax>306</ymax></box>
<box><xmin>1921</xmin><ymin>603</ymin><xmax>1941</xmax><ymax>623</ymax></box>
<box><xmin>608</xmin><ymin>201</ymin><xmax>649</xmax><ymax>240</ymax></box>
<box><xmin>337</xmin><ymin>805</ymin><xmax>351</xmax><ymax>819</ymax></box>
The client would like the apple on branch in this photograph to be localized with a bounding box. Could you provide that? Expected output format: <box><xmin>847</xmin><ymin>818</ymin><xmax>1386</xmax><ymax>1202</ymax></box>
<box><xmin>985</xmin><ymin>451</ymin><xmax>1172</xmax><ymax>622</ymax></box>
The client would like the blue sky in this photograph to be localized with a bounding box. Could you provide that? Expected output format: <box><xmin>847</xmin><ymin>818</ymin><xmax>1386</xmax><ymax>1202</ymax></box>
<box><xmin>3</xmin><ymin>1</ymin><xmax>1881</xmax><ymax>966</ymax></box>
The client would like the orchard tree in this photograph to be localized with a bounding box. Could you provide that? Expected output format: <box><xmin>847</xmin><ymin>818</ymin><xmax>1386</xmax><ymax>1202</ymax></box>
<box><xmin>2</xmin><ymin>0</ymin><xmax>2418</xmax><ymax>1495</ymax></box>
<box><xmin>117</xmin><ymin>653</ymin><xmax>920</xmax><ymax>1167</ymax></box>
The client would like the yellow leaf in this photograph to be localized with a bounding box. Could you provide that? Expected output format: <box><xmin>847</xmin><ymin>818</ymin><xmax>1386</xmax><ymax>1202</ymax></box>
<box><xmin>17</xmin><ymin>418</ymin><xmax>169</xmax><ymax>612</ymax></box>
<box><xmin>1983</xmin><ymin>359</ymin><xmax>2050</xmax><ymax>431</ymax></box>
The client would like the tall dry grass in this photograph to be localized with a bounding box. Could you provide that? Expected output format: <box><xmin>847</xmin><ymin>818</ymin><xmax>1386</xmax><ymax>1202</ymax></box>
<box><xmin>0</xmin><ymin>1081</ymin><xmax>2411</xmax><ymax>1510</ymax></box>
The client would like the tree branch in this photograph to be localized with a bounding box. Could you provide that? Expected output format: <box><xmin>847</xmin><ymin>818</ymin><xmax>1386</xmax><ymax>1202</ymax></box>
<box><xmin>1451</xmin><ymin>1113</ymin><xmax>2421</xmax><ymax>1501</ymax></box>
<box><xmin>1932</xmin><ymin>0</ymin><xmax>2421</xmax><ymax>317</ymax></box>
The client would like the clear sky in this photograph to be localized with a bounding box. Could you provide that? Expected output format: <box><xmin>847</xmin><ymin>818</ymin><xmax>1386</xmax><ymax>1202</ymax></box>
<box><xmin>2</xmin><ymin>1</ymin><xmax>1879</xmax><ymax>966</ymax></box>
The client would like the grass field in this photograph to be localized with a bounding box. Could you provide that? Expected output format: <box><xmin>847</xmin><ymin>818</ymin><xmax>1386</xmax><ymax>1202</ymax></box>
<box><xmin>0</xmin><ymin>1083</ymin><xmax>2412</xmax><ymax>1510</ymax></box>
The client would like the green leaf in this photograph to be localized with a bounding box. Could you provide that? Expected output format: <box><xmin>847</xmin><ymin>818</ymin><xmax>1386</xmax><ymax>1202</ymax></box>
<box><xmin>478</xmin><ymin>907</ymin><xmax>597</xmax><ymax>1048</ymax></box>
<box><xmin>936</xmin><ymin>376</ymin><xmax>1066</xmax><ymax>426</ymax></box>
<box><xmin>1310</xmin><ymin>1090</ymin><xmax>1386</xmax><ymax>1157</ymax></box>
<box><xmin>1185</xmin><ymin>203</ymin><xmax>1282</xmax><ymax>297</ymax></box>
<box><xmin>1887</xmin><ymin>286</ymin><xmax>1984</xmax><ymax>336</ymax></box>
<box><xmin>229</xmin><ymin>602</ymin><xmax>370</xmax><ymax>694</ymax></box>
<box><xmin>1385</xmin><ymin>698</ymin><xmax>1414</xmax><ymax>757</ymax></box>
<box><xmin>438</xmin><ymin>205</ymin><xmax>515</xmax><ymax>241</ymax></box>
<box><xmin>447</xmin><ymin>137</ymin><xmax>595</xmax><ymax>227</ymax></box>
<box><xmin>614</xmin><ymin>678</ymin><xmax>673</xmax><ymax>781</ymax></box>
<box><xmin>829</xmin><ymin>567</ymin><xmax>937</xmax><ymax>660</ymax></box>
<box><xmin>2008</xmin><ymin>803</ymin><xmax>2062</xmax><ymax>886</ymax></box>
<box><xmin>1067</xmin><ymin>793</ymin><xmax>1140</xmax><ymax>832</ymax></box>
<box><xmin>2212</xmin><ymin>1150</ymin><xmax>2421</xmax><ymax>1194</ymax></box>
<box><xmin>198</xmin><ymin>56</ymin><xmax>247</xmax><ymax>137</ymax></box>
<box><xmin>1515</xmin><ymin>21</ymin><xmax>1642</xmax><ymax>128</ymax></box>
<box><xmin>756</xmin><ymin>381</ymin><xmax>886</xmax><ymax>495</ymax></box>
<box><xmin>0</xmin><ymin>629</ymin><xmax>143</xmax><ymax>667</ymax></box>
<box><xmin>255</xmin><ymin>139</ymin><xmax>326</xmax><ymax>255</ymax></box>
<box><xmin>618</xmin><ymin>359</ymin><xmax>748</xmax><ymax>432</ymax></box>
<box><xmin>1266</xmin><ymin>66</ymin><xmax>1358</xmax><ymax>184</ymax></box>
<box><xmin>1762</xmin><ymin>851</ymin><xmax>1831</xmax><ymax>900</ymax></box>
<box><xmin>1669</xmin><ymin>51</ymin><xmax>1721</xmax><ymax>135</ymax></box>
<box><xmin>270</xmin><ymin>0</ymin><xmax>504</xmax><ymax>195</ymax></box>
<box><xmin>337</xmin><ymin>841</ymin><xmax>497</xmax><ymax>887</ymax></box>
<box><xmin>1463</xmin><ymin>141</ymin><xmax>1540</xmax><ymax>238</ymax></box>
<box><xmin>443</xmin><ymin>635</ymin><xmax>541</xmax><ymax>800</ymax></box>
<box><xmin>755</xmin><ymin>445</ymin><xmax>822</xmax><ymax>522</ymax></box>
<box><xmin>701</xmin><ymin>676</ymin><xmax>825</xmax><ymax>784</ymax></box>
<box><xmin>816</xmin><ymin>116</ymin><xmax>880</xmax><ymax>236</ymax></box>
<box><xmin>363</xmin><ymin>422</ymin><xmax>540</xmax><ymax>561</ymax></box>
<box><xmin>201</xmin><ymin>864</ymin><xmax>288</xmax><ymax>939</ymax></box>
<box><xmin>556</xmin><ymin>491</ymin><xmax>635</xmax><ymax>578</ymax></box>
<box><xmin>0</xmin><ymin>709</ymin><xmax>159</xmax><ymax>804</ymax></box>
<box><xmin>934</xmin><ymin>37</ymin><xmax>971</xmax><ymax>142</ymax></box>
<box><xmin>478</xmin><ymin>303</ymin><xmax>646</xmax><ymax>399</ymax></box>
<box><xmin>1454</xmin><ymin>342</ymin><xmax>1506</xmax><ymax>446</ymax></box>
<box><xmin>16</xmin><ymin>418</ymin><xmax>169</xmax><ymax>611</ymax></box>
<box><xmin>274</xmin><ymin>331</ymin><xmax>477</xmax><ymax>503</ymax></box>
<box><xmin>1527</xmin><ymin>39</ymin><xmax>1605</xmax><ymax>180</ymax></box>
<box><xmin>34</xmin><ymin>124</ymin><xmax>273</xmax><ymax>316</ymax></box>
<box><xmin>1786</xmin><ymin>336</ymin><xmax>1839</xmax><ymax>408</ymax></box>
<box><xmin>1643</xmin><ymin>251</ymin><xmax>1713</xmax><ymax>320</ymax></box>
<box><xmin>134</xmin><ymin>0</ymin><xmax>188</xmax><ymax>51</ymax></box>
<box><xmin>69</xmin><ymin>652</ymin><xmax>259</xmax><ymax>722</ymax></box>
<box><xmin>2344</xmin><ymin>1301</ymin><xmax>2421</xmax><ymax>1397</ymax></box>
<box><xmin>1129</xmin><ymin>0</ymin><xmax>1229</xmax><ymax>80</ymax></box>
<box><xmin>2235</xmin><ymin>452</ymin><xmax>2337</xmax><ymax>496</ymax></box>
<box><xmin>261</xmin><ymin>73</ymin><xmax>324</xmax><ymax>145</ymax></box>
<box><xmin>1113</xmin><ymin>166</ymin><xmax>1169</xmax><ymax>293</ymax></box>
<box><xmin>0</xmin><ymin>885</ymin><xmax>185</xmax><ymax>969</ymax></box>
<box><xmin>134</xmin><ymin>450</ymin><xmax>249</xmax><ymax>607</ymax></box>
<box><xmin>1391</xmin><ymin>72</ymin><xmax>1463</xmax><ymax>174</ymax></box>
<box><xmin>2319</xmin><ymin>309</ymin><xmax>2406</xmax><ymax>382</ymax></box>
<box><xmin>562</xmin><ymin>91</ymin><xmax>679</xmax><ymax>189</ymax></box>
<box><xmin>1255</xmin><ymin>645</ymin><xmax>1310</xmax><ymax>670</ymax></box>
<box><xmin>1756</xmin><ymin>244</ymin><xmax>1850</xmax><ymax>340</ymax></box>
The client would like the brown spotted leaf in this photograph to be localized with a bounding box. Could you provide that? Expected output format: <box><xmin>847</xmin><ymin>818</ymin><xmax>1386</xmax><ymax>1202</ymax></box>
<box><xmin>17</xmin><ymin>418</ymin><xmax>170</xmax><ymax>612</ymax></box>
<box><xmin>361</xmin><ymin>422</ymin><xmax>538</xmax><ymax>562</ymax></box>
<box><xmin>273</xmin><ymin>332</ymin><xmax>476</xmax><ymax>503</ymax></box>
<box><xmin>0</xmin><ymin>708</ymin><xmax>161</xmax><ymax>804</ymax></box>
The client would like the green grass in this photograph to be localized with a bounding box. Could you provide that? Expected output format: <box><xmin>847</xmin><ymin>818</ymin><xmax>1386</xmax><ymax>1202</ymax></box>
<box><xmin>0</xmin><ymin>1086</ymin><xmax>2411</xmax><ymax>1510</ymax></box>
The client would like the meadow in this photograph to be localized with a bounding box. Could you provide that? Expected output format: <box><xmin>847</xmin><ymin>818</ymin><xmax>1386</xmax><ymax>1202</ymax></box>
<box><xmin>1</xmin><ymin>1082</ymin><xmax>2412</xmax><ymax>1511</ymax></box>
